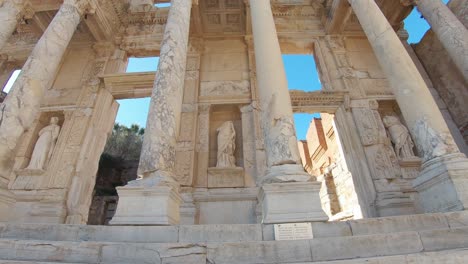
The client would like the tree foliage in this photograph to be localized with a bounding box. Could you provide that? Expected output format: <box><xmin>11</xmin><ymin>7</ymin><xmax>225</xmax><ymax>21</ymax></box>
<box><xmin>102</xmin><ymin>123</ymin><xmax>145</xmax><ymax>160</ymax></box>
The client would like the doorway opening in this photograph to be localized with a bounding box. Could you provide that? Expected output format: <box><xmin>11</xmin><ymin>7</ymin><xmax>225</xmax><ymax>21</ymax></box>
<box><xmin>88</xmin><ymin>57</ymin><xmax>156</xmax><ymax>225</ymax></box>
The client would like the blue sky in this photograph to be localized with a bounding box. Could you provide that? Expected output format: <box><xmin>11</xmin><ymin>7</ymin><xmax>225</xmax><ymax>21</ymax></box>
<box><xmin>3</xmin><ymin>3</ymin><xmax>446</xmax><ymax>139</ymax></box>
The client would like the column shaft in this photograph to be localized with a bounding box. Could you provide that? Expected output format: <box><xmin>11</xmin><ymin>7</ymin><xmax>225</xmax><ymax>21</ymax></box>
<box><xmin>249</xmin><ymin>0</ymin><xmax>309</xmax><ymax>182</ymax></box>
<box><xmin>137</xmin><ymin>0</ymin><xmax>192</xmax><ymax>187</ymax></box>
<box><xmin>416</xmin><ymin>0</ymin><xmax>468</xmax><ymax>82</ymax></box>
<box><xmin>348</xmin><ymin>0</ymin><xmax>459</xmax><ymax>162</ymax></box>
<box><xmin>0</xmin><ymin>0</ymin><xmax>27</xmax><ymax>50</ymax></box>
<box><xmin>0</xmin><ymin>0</ymin><xmax>91</xmax><ymax>180</ymax></box>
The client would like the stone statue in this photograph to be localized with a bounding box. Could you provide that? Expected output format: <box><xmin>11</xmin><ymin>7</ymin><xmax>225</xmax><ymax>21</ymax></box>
<box><xmin>216</xmin><ymin>121</ymin><xmax>236</xmax><ymax>168</ymax></box>
<box><xmin>382</xmin><ymin>115</ymin><xmax>415</xmax><ymax>159</ymax></box>
<box><xmin>25</xmin><ymin>117</ymin><xmax>61</xmax><ymax>170</ymax></box>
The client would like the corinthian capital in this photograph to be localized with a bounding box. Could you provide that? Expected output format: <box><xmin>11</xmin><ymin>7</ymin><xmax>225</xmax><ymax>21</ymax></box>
<box><xmin>400</xmin><ymin>0</ymin><xmax>419</xmax><ymax>6</ymax></box>
<box><xmin>64</xmin><ymin>0</ymin><xmax>97</xmax><ymax>16</ymax></box>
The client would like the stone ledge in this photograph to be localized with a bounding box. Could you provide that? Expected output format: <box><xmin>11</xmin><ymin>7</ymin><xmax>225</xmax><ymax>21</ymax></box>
<box><xmin>1</xmin><ymin>211</ymin><xmax>468</xmax><ymax>243</ymax></box>
<box><xmin>0</xmin><ymin>229</ymin><xmax>467</xmax><ymax>264</ymax></box>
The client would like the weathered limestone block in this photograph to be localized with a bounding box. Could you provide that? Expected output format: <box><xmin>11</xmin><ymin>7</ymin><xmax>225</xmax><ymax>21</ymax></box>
<box><xmin>207</xmin><ymin>167</ymin><xmax>244</xmax><ymax>188</ymax></box>
<box><xmin>259</xmin><ymin>182</ymin><xmax>328</xmax><ymax>224</ymax></box>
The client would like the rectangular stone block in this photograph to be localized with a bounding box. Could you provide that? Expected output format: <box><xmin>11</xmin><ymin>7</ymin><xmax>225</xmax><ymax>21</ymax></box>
<box><xmin>78</xmin><ymin>225</ymin><xmax>179</xmax><ymax>243</ymax></box>
<box><xmin>0</xmin><ymin>224</ymin><xmax>79</xmax><ymax>241</ymax></box>
<box><xmin>0</xmin><ymin>240</ymin><xmax>100</xmax><ymax>263</ymax></box>
<box><xmin>348</xmin><ymin>213</ymin><xmax>449</xmax><ymax>236</ymax></box>
<box><xmin>419</xmin><ymin>227</ymin><xmax>468</xmax><ymax>251</ymax></box>
<box><xmin>207</xmin><ymin>240</ymin><xmax>312</xmax><ymax>263</ymax></box>
<box><xmin>444</xmin><ymin>211</ymin><xmax>468</xmax><ymax>228</ymax></box>
<box><xmin>310</xmin><ymin>232</ymin><xmax>423</xmax><ymax>262</ymax></box>
<box><xmin>207</xmin><ymin>167</ymin><xmax>244</xmax><ymax>188</ymax></box>
<box><xmin>311</xmin><ymin>221</ymin><xmax>352</xmax><ymax>238</ymax></box>
<box><xmin>259</xmin><ymin>182</ymin><xmax>328</xmax><ymax>224</ymax></box>
<box><xmin>110</xmin><ymin>185</ymin><xmax>182</xmax><ymax>225</ymax></box>
<box><xmin>101</xmin><ymin>243</ymin><xmax>207</xmax><ymax>264</ymax></box>
<box><xmin>179</xmin><ymin>224</ymin><xmax>262</xmax><ymax>242</ymax></box>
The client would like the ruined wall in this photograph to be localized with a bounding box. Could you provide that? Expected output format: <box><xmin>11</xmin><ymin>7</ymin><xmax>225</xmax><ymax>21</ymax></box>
<box><xmin>414</xmin><ymin>0</ymin><xmax>468</xmax><ymax>146</ymax></box>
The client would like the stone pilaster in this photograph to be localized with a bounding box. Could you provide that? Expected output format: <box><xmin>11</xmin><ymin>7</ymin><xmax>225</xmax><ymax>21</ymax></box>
<box><xmin>110</xmin><ymin>0</ymin><xmax>192</xmax><ymax>225</ymax></box>
<box><xmin>249</xmin><ymin>0</ymin><xmax>327</xmax><ymax>223</ymax></box>
<box><xmin>0</xmin><ymin>0</ymin><xmax>33</xmax><ymax>50</ymax></box>
<box><xmin>349</xmin><ymin>0</ymin><xmax>468</xmax><ymax>212</ymax></box>
<box><xmin>403</xmin><ymin>0</ymin><xmax>468</xmax><ymax>82</ymax></box>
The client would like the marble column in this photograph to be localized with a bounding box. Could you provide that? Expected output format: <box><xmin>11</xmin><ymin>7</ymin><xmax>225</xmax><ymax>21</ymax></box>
<box><xmin>0</xmin><ymin>0</ymin><xmax>32</xmax><ymax>50</ymax></box>
<box><xmin>0</xmin><ymin>0</ymin><xmax>94</xmax><ymax>221</ymax></box>
<box><xmin>349</xmin><ymin>0</ymin><xmax>468</xmax><ymax>213</ymax></box>
<box><xmin>249</xmin><ymin>0</ymin><xmax>327</xmax><ymax>223</ymax></box>
<box><xmin>403</xmin><ymin>0</ymin><xmax>468</xmax><ymax>82</ymax></box>
<box><xmin>110</xmin><ymin>0</ymin><xmax>192</xmax><ymax>225</ymax></box>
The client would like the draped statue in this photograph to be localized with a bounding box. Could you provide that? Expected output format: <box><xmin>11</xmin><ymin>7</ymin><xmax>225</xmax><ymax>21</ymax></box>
<box><xmin>25</xmin><ymin>117</ymin><xmax>61</xmax><ymax>170</ymax></box>
<box><xmin>216</xmin><ymin>121</ymin><xmax>236</xmax><ymax>168</ymax></box>
<box><xmin>382</xmin><ymin>115</ymin><xmax>416</xmax><ymax>159</ymax></box>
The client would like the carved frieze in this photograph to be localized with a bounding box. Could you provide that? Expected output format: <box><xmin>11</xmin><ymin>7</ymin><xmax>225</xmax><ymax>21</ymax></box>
<box><xmin>200</xmin><ymin>80</ymin><xmax>250</xmax><ymax>97</ymax></box>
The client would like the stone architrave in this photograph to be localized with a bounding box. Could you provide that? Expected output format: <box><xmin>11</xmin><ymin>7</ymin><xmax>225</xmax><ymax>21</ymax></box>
<box><xmin>110</xmin><ymin>0</ymin><xmax>192</xmax><ymax>226</ymax></box>
<box><xmin>249</xmin><ymin>0</ymin><xmax>327</xmax><ymax>223</ymax></box>
<box><xmin>0</xmin><ymin>0</ymin><xmax>94</xmax><ymax>222</ymax></box>
<box><xmin>0</xmin><ymin>0</ymin><xmax>32</xmax><ymax>50</ymax></box>
<box><xmin>403</xmin><ymin>0</ymin><xmax>468</xmax><ymax>82</ymax></box>
<box><xmin>348</xmin><ymin>0</ymin><xmax>468</xmax><ymax>212</ymax></box>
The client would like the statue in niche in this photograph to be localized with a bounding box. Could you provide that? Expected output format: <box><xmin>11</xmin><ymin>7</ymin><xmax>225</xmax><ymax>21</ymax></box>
<box><xmin>382</xmin><ymin>115</ymin><xmax>416</xmax><ymax>159</ymax></box>
<box><xmin>216</xmin><ymin>121</ymin><xmax>236</xmax><ymax>168</ymax></box>
<box><xmin>25</xmin><ymin>117</ymin><xmax>61</xmax><ymax>171</ymax></box>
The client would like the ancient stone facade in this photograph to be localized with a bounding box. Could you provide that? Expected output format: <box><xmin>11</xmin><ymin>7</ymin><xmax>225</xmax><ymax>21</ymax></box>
<box><xmin>0</xmin><ymin>0</ymin><xmax>467</xmax><ymax>263</ymax></box>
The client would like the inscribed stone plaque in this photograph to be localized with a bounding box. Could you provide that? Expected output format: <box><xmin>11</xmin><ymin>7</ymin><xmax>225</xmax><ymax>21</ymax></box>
<box><xmin>274</xmin><ymin>223</ymin><xmax>313</xmax><ymax>240</ymax></box>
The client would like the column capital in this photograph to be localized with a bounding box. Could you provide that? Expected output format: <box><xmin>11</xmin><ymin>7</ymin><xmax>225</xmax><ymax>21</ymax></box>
<box><xmin>64</xmin><ymin>0</ymin><xmax>97</xmax><ymax>16</ymax></box>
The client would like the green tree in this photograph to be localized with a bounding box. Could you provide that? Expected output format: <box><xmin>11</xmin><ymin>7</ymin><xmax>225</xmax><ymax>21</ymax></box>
<box><xmin>103</xmin><ymin>123</ymin><xmax>144</xmax><ymax>160</ymax></box>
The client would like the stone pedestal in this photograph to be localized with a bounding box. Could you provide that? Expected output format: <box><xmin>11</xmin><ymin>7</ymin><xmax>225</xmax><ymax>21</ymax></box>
<box><xmin>110</xmin><ymin>185</ymin><xmax>182</xmax><ymax>225</ymax></box>
<box><xmin>413</xmin><ymin>153</ymin><xmax>468</xmax><ymax>213</ymax></box>
<box><xmin>259</xmin><ymin>182</ymin><xmax>328</xmax><ymax>224</ymax></box>
<box><xmin>207</xmin><ymin>167</ymin><xmax>244</xmax><ymax>188</ymax></box>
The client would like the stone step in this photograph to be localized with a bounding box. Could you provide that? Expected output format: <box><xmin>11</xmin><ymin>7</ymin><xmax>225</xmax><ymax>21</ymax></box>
<box><xmin>0</xmin><ymin>248</ymin><xmax>467</xmax><ymax>263</ymax></box>
<box><xmin>0</xmin><ymin>227</ymin><xmax>467</xmax><ymax>263</ymax></box>
<box><xmin>1</xmin><ymin>211</ymin><xmax>466</xmax><ymax>244</ymax></box>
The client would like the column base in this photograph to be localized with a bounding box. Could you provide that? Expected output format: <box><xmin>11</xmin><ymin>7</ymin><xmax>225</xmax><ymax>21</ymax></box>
<box><xmin>259</xmin><ymin>182</ymin><xmax>328</xmax><ymax>224</ymax></box>
<box><xmin>413</xmin><ymin>153</ymin><xmax>468</xmax><ymax>213</ymax></box>
<box><xmin>109</xmin><ymin>185</ymin><xmax>182</xmax><ymax>225</ymax></box>
<box><xmin>261</xmin><ymin>164</ymin><xmax>313</xmax><ymax>184</ymax></box>
<box><xmin>0</xmin><ymin>188</ymin><xmax>15</xmax><ymax>222</ymax></box>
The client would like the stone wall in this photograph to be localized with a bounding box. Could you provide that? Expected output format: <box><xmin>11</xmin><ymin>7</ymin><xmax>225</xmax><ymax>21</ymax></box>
<box><xmin>88</xmin><ymin>157</ymin><xmax>138</xmax><ymax>225</ymax></box>
<box><xmin>414</xmin><ymin>0</ymin><xmax>468</xmax><ymax>146</ymax></box>
<box><xmin>298</xmin><ymin>113</ymin><xmax>359</xmax><ymax>220</ymax></box>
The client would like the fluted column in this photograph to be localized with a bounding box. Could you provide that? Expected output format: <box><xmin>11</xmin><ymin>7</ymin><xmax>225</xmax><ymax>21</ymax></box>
<box><xmin>0</xmin><ymin>0</ymin><xmax>33</xmax><ymax>50</ymax></box>
<box><xmin>134</xmin><ymin>0</ymin><xmax>193</xmax><ymax>187</ymax></box>
<box><xmin>249</xmin><ymin>0</ymin><xmax>311</xmax><ymax>183</ymax></box>
<box><xmin>0</xmin><ymin>0</ymin><xmax>95</xmax><ymax>182</ymax></box>
<box><xmin>403</xmin><ymin>0</ymin><xmax>468</xmax><ymax>82</ymax></box>
<box><xmin>349</xmin><ymin>0</ymin><xmax>468</xmax><ymax>212</ymax></box>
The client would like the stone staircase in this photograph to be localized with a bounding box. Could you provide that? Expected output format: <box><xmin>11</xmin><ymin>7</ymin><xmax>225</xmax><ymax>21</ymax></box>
<box><xmin>0</xmin><ymin>212</ymin><xmax>467</xmax><ymax>263</ymax></box>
